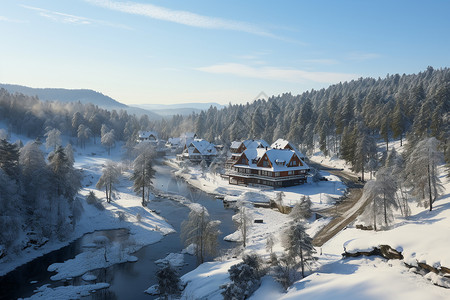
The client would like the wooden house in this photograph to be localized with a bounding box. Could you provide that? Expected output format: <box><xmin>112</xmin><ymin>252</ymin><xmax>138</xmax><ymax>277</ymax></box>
<box><xmin>226</xmin><ymin>146</ymin><xmax>309</xmax><ymax>187</ymax></box>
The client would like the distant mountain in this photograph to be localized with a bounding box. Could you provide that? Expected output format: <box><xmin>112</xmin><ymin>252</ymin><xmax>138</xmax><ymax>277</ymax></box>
<box><xmin>0</xmin><ymin>83</ymin><xmax>161</xmax><ymax>120</ymax></box>
<box><xmin>134</xmin><ymin>102</ymin><xmax>226</xmax><ymax>116</ymax></box>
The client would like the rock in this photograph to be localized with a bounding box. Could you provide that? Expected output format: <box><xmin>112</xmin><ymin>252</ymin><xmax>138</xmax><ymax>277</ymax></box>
<box><xmin>343</xmin><ymin>245</ymin><xmax>403</xmax><ymax>260</ymax></box>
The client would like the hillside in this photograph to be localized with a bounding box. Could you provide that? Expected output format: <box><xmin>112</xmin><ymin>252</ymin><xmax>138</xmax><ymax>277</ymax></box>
<box><xmin>0</xmin><ymin>83</ymin><xmax>161</xmax><ymax>120</ymax></box>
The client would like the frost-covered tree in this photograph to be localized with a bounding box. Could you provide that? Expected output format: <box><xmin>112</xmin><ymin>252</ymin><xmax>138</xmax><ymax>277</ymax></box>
<box><xmin>156</xmin><ymin>263</ymin><xmax>180</xmax><ymax>300</ymax></box>
<box><xmin>101</xmin><ymin>129</ymin><xmax>115</xmax><ymax>155</ymax></box>
<box><xmin>405</xmin><ymin>137</ymin><xmax>444</xmax><ymax>211</ymax></box>
<box><xmin>282</xmin><ymin>221</ymin><xmax>315</xmax><ymax>278</ymax></box>
<box><xmin>360</xmin><ymin>168</ymin><xmax>398</xmax><ymax>230</ymax></box>
<box><xmin>181</xmin><ymin>206</ymin><xmax>220</xmax><ymax>264</ymax></box>
<box><xmin>0</xmin><ymin>168</ymin><xmax>22</xmax><ymax>250</ymax></box>
<box><xmin>45</xmin><ymin>128</ymin><xmax>62</xmax><ymax>151</ymax></box>
<box><xmin>96</xmin><ymin>160</ymin><xmax>121</xmax><ymax>203</ymax></box>
<box><xmin>130</xmin><ymin>145</ymin><xmax>155</xmax><ymax>206</ymax></box>
<box><xmin>77</xmin><ymin>124</ymin><xmax>91</xmax><ymax>149</ymax></box>
<box><xmin>289</xmin><ymin>195</ymin><xmax>312</xmax><ymax>220</ymax></box>
<box><xmin>233</xmin><ymin>203</ymin><xmax>252</xmax><ymax>247</ymax></box>
<box><xmin>0</xmin><ymin>139</ymin><xmax>20</xmax><ymax>179</ymax></box>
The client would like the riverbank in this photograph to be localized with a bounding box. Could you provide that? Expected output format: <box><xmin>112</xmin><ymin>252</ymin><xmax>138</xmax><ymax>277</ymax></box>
<box><xmin>0</xmin><ymin>142</ymin><xmax>176</xmax><ymax>299</ymax></box>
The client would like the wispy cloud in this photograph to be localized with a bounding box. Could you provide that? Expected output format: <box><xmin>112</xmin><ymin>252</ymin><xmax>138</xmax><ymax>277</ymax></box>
<box><xmin>0</xmin><ymin>16</ymin><xmax>27</xmax><ymax>23</ymax></box>
<box><xmin>347</xmin><ymin>52</ymin><xmax>381</xmax><ymax>61</ymax></box>
<box><xmin>196</xmin><ymin>63</ymin><xmax>358</xmax><ymax>84</ymax></box>
<box><xmin>21</xmin><ymin>5</ymin><xmax>131</xmax><ymax>29</ymax></box>
<box><xmin>85</xmin><ymin>0</ymin><xmax>275</xmax><ymax>38</ymax></box>
<box><xmin>302</xmin><ymin>58</ymin><xmax>340</xmax><ymax>65</ymax></box>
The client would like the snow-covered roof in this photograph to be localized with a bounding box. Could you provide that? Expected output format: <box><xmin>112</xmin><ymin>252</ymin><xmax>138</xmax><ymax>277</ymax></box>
<box><xmin>167</xmin><ymin>137</ymin><xmax>181</xmax><ymax>145</ymax></box>
<box><xmin>138</xmin><ymin>131</ymin><xmax>158</xmax><ymax>139</ymax></box>
<box><xmin>271</xmin><ymin>138</ymin><xmax>305</xmax><ymax>159</ymax></box>
<box><xmin>230</xmin><ymin>141</ymin><xmax>243</xmax><ymax>149</ymax></box>
<box><xmin>235</xmin><ymin>148</ymin><xmax>309</xmax><ymax>172</ymax></box>
<box><xmin>243</xmin><ymin>139</ymin><xmax>270</xmax><ymax>149</ymax></box>
<box><xmin>185</xmin><ymin>139</ymin><xmax>217</xmax><ymax>156</ymax></box>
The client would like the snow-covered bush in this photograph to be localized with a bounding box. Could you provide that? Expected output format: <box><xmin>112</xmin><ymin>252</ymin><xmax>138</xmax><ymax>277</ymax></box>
<box><xmin>116</xmin><ymin>211</ymin><xmax>127</xmax><ymax>222</ymax></box>
<box><xmin>86</xmin><ymin>191</ymin><xmax>105</xmax><ymax>211</ymax></box>
<box><xmin>221</xmin><ymin>254</ymin><xmax>264</xmax><ymax>300</ymax></box>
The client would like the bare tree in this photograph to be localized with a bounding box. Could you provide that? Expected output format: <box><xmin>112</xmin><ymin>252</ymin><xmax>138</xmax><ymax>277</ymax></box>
<box><xmin>181</xmin><ymin>206</ymin><xmax>220</xmax><ymax>264</ymax></box>
<box><xmin>233</xmin><ymin>202</ymin><xmax>252</xmax><ymax>247</ymax></box>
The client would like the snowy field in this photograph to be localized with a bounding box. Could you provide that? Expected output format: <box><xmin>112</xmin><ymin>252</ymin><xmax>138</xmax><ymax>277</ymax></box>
<box><xmin>176</xmin><ymin>147</ymin><xmax>450</xmax><ymax>300</ymax></box>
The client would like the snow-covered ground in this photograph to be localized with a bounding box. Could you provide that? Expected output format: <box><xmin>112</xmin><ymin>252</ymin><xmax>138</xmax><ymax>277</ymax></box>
<box><xmin>177</xmin><ymin>147</ymin><xmax>450</xmax><ymax>300</ymax></box>
<box><xmin>0</xmin><ymin>134</ymin><xmax>174</xmax><ymax>298</ymax></box>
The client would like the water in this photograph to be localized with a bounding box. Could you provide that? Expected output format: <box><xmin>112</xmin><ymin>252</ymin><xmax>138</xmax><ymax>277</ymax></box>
<box><xmin>0</xmin><ymin>163</ymin><xmax>237</xmax><ymax>299</ymax></box>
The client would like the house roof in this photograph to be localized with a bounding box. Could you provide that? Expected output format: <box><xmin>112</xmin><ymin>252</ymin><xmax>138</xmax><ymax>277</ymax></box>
<box><xmin>230</xmin><ymin>141</ymin><xmax>243</xmax><ymax>149</ymax></box>
<box><xmin>138</xmin><ymin>131</ymin><xmax>158</xmax><ymax>139</ymax></box>
<box><xmin>235</xmin><ymin>148</ymin><xmax>309</xmax><ymax>172</ymax></box>
<box><xmin>243</xmin><ymin>139</ymin><xmax>270</xmax><ymax>149</ymax></box>
<box><xmin>185</xmin><ymin>139</ymin><xmax>217</xmax><ymax>156</ymax></box>
<box><xmin>271</xmin><ymin>138</ymin><xmax>305</xmax><ymax>158</ymax></box>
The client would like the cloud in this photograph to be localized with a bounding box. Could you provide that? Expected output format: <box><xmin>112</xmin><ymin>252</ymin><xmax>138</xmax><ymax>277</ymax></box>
<box><xmin>347</xmin><ymin>52</ymin><xmax>381</xmax><ymax>61</ymax></box>
<box><xmin>196</xmin><ymin>63</ymin><xmax>359</xmax><ymax>84</ymax></box>
<box><xmin>84</xmin><ymin>0</ymin><xmax>275</xmax><ymax>37</ymax></box>
<box><xmin>21</xmin><ymin>5</ymin><xmax>131</xmax><ymax>29</ymax></box>
<box><xmin>302</xmin><ymin>59</ymin><xmax>340</xmax><ymax>65</ymax></box>
<box><xmin>0</xmin><ymin>16</ymin><xmax>27</xmax><ymax>23</ymax></box>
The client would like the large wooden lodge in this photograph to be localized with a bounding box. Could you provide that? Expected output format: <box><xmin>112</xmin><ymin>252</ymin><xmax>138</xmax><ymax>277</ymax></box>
<box><xmin>226</xmin><ymin>139</ymin><xmax>309</xmax><ymax>187</ymax></box>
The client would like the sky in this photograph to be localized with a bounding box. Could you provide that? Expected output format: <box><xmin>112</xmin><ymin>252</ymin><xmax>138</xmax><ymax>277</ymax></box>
<box><xmin>1</xmin><ymin>0</ymin><xmax>450</xmax><ymax>105</ymax></box>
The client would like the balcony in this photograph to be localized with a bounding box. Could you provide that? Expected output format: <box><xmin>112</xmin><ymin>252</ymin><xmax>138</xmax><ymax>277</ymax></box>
<box><xmin>226</xmin><ymin>170</ymin><xmax>306</xmax><ymax>182</ymax></box>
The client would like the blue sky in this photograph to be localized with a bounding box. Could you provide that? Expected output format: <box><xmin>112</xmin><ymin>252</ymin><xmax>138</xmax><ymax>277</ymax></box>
<box><xmin>1</xmin><ymin>0</ymin><xmax>449</xmax><ymax>105</ymax></box>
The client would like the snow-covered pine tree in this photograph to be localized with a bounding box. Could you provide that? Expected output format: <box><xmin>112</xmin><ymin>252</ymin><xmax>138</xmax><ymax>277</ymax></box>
<box><xmin>289</xmin><ymin>195</ymin><xmax>312</xmax><ymax>220</ymax></box>
<box><xmin>282</xmin><ymin>221</ymin><xmax>316</xmax><ymax>278</ymax></box>
<box><xmin>405</xmin><ymin>137</ymin><xmax>444</xmax><ymax>211</ymax></box>
<box><xmin>130</xmin><ymin>144</ymin><xmax>155</xmax><ymax>206</ymax></box>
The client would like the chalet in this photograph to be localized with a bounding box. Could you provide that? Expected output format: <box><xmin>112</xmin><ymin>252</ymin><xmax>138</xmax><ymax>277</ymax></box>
<box><xmin>166</xmin><ymin>133</ymin><xmax>198</xmax><ymax>153</ymax></box>
<box><xmin>137</xmin><ymin>131</ymin><xmax>158</xmax><ymax>143</ymax></box>
<box><xmin>271</xmin><ymin>138</ymin><xmax>306</xmax><ymax>161</ymax></box>
<box><xmin>226</xmin><ymin>139</ymin><xmax>270</xmax><ymax>169</ymax></box>
<box><xmin>226</xmin><ymin>147</ymin><xmax>309</xmax><ymax>187</ymax></box>
<box><xmin>177</xmin><ymin>138</ymin><xmax>218</xmax><ymax>163</ymax></box>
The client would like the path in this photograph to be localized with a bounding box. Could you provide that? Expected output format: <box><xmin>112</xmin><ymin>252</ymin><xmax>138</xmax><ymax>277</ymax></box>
<box><xmin>309</xmin><ymin>162</ymin><xmax>368</xmax><ymax>247</ymax></box>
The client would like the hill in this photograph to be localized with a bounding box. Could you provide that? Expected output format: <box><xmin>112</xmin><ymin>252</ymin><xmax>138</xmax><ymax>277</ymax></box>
<box><xmin>134</xmin><ymin>102</ymin><xmax>226</xmax><ymax>116</ymax></box>
<box><xmin>0</xmin><ymin>83</ymin><xmax>161</xmax><ymax>120</ymax></box>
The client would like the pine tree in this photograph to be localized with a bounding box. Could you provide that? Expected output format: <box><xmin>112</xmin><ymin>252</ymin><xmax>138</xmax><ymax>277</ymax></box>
<box><xmin>282</xmin><ymin>221</ymin><xmax>316</xmax><ymax>278</ymax></box>
<box><xmin>156</xmin><ymin>263</ymin><xmax>180</xmax><ymax>299</ymax></box>
<box><xmin>130</xmin><ymin>145</ymin><xmax>155</xmax><ymax>206</ymax></box>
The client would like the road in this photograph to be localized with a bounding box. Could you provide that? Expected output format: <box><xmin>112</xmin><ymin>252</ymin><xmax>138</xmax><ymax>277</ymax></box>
<box><xmin>308</xmin><ymin>162</ymin><xmax>368</xmax><ymax>247</ymax></box>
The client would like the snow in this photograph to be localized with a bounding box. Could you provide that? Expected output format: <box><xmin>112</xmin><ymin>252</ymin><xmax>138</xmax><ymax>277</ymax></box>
<box><xmin>155</xmin><ymin>253</ymin><xmax>185</xmax><ymax>268</ymax></box>
<box><xmin>280</xmin><ymin>257</ymin><xmax>449</xmax><ymax>300</ymax></box>
<box><xmin>81</xmin><ymin>273</ymin><xmax>97</xmax><ymax>281</ymax></box>
<box><xmin>0</xmin><ymin>136</ymin><xmax>174</xmax><ymax>300</ymax></box>
<box><xmin>23</xmin><ymin>283</ymin><xmax>110</xmax><ymax>299</ymax></box>
<box><xmin>181</xmin><ymin>260</ymin><xmax>236</xmax><ymax>300</ymax></box>
<box><xmin>178</xmin><ymin>142</ymin><xmax>450</xmax><ymax>300</ymax></box>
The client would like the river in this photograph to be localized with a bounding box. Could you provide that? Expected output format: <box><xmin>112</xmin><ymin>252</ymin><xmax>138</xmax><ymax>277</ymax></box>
<box><xmin>0</xmin><ymin>163</ymin><xmax>237</xmax><ymax>299</ymax></box>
